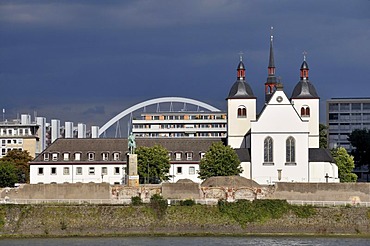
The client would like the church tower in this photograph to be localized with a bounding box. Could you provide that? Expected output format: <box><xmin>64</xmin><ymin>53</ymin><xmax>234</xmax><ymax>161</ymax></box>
<box><xmin>265</xmin><ymin>27</ymin><xmax>278</xmax><ymax>103</ymax></box>
<box><xmin>227</xmin><ymin>55</ymin><xmax>256</xmax><ymax>149</ymax></box>
<box><xmin>291</xmin><ymin>54</ymin><xmax>320</xmax><ymax>148</ymax></box>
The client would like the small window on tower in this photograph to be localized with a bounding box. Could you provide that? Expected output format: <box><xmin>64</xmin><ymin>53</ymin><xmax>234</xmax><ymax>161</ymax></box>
<box><xmin>301</xmin><ymin>106</ymin><xmax>310</xmax><ymax>117</ymax></box>
<box><xmin>237</xmin><ymin>106</ymin><xmax>247</xmax><ymax>118</ymax></box>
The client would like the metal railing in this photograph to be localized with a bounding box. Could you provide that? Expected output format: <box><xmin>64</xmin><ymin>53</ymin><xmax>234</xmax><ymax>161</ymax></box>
<box><xmin>287</xmin><ymin>200</ymin><xmax>370</xmax><ymax>207</ymax></box>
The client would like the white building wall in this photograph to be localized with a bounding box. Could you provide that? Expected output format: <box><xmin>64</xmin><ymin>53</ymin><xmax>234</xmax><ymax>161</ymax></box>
<box><xmin>36</xmin><ymin>117</ymin><xmax>46</xmax><ymax>154</ymax></box>
<box><xmin>91</xmin><ymin>126</ymin><xmax>99</xmax><ymax>139</ymax></box>
<box><xmin>65</xmin><ymin>122</ymin><xmax>74</xmax><ymax>138</ymax></box>
<box><xmin>291</xmin><ymin>98</ymin><xmax>320</xmax><ymax>148</ymax></box>
<box><xmin>51</xmin><ymin>119</ymin><xmax>61</xmax><ymax>143</ymax></box>
<box><xmin>21</xmin><ymin>114</ymin><xmax>31</xmax><ymax>125</ymax></box>
<box><xmin>309</xmin><ymin>162</ymin><xmax>339</xmax><ymax>183</ymax></box>
<box><xmin>250</xmin><ymin>91</ymin><xmax>310</xmax><ymax>185</ymax></box>
<box><xmin>30</xmin><ymin>164</ymin><xmax>126</xmax><ymax>185</ymax></box>
<box><xmin>240</xmin><ymin>161</ymin><xmax>251</xmax><ymax>179</ymax></box>
<box><xmin>168</xmin><ymin>163</ymin><xmax>201</xmax><ymax>183</ymax></box>
<box><xmin>77</xmin><ymin>123</ymin><xmax>86</xmax><ymax>138</ymax></box>
<box><xmin>227</xmin><ymin>98</ymin><xmax>256</xmax><ymax>148</ymax></box>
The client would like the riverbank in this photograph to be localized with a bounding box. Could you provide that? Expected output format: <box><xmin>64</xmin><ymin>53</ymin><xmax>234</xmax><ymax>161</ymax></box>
<box><xmin>0</xmin><ymin>202</ymin><xmax>369</xmax><ymax>237</ymax></box>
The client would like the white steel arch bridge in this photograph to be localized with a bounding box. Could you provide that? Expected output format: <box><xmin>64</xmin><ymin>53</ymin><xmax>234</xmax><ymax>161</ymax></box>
<box><xmin>99</xmin><ymin>97</ymin><xmax>221</xmax><ymax>137</ymax></box>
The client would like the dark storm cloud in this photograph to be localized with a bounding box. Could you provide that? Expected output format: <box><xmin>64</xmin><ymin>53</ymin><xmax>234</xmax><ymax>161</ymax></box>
<box><xmin>0</xmin><ymin>0</ymin><xmax>369</xmax><ymax>127</ymax></box>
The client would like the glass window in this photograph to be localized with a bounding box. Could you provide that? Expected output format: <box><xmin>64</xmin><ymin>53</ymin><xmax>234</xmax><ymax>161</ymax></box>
<box><xmin>237</xmin><ymin>106</ymin><xmax>247</xmax><ymax>118</ymax></box>
<box><xmin>176</xmin><ymin>167</ymin><xmax>182</xmax><ymax>174</ymax></box>
<box><xmin>329</xmin><ymin>103</ymin><xmax>339</xmax><ymax>111</ymax></box>
<box><xmin>88</xmin><ymin>152</ymin><xmax>94</xmax><ymax>161</ymax></box>
<box><xmin>76</xmin><ymin>167</ymin><xmax>82</xmax><ymax>175</ymax></box>
<box><xmin>75</xmin><ymin>153</ymin><xmax>81</xmax><ymax>161</ymax></box>
<box><xmin>43</xmin><ymin>153</ymin><xmax>49</xmax><ymax>161</ymax></box>
<box><xmin>51</xmin><ymin>167</ymin><xmax>57</xmax><ymax>175</ymax></box>
<box><xmin>186</xmin><ymin>152</ymin><xmax>193</xmax><ymax>160</ymax></box>
<box><xmin>351</xmin><ymin>103</ymin><xmax>361</xmax><ymax>110</ymax></box>
<box><xmin>189</xmin><ymin>166</ymin><xmax>195</xmax><ymax>175</ymax></box>
<box><xmin>52</xmin><ymin>153</ymin><xmax>58</xmax><ymax>161</ymax></box>
<box><xmin>63</xmin><ymin>167</ymin><xmax>70</xmax><ymax>175</ymax></box>
<box><xmin>89</xmin><ymin>167</ymin><xmax>95</xmax><ymax>175</ymax></box>
<box><xmin>113</xmin><ymin>152</ymin><xmax>120</xmax><ymax>161</ymax></box>
<box><xmin>264</xmin><ymin>137</ymin><xmax>273</xmax><ymax>163</ymax></box>
<box><xmin>286</xmin><ymin>137</ymin><xmax>295</xmax><ymax>163</ymax></box>
<box><xmin>63</xmin><ymin>153</ymin><xmax>69</xmax><ymax>161</ymax></box>
<box><xmin>102</xmin><ymin>167</ymin><xmax>107</xmax><ymax>175</ymax></box>
<box><xmin>102</xmin><ymin>152</ymin><xmax>109</xmax><ymax>161</ymax></box>
<box><xmin>175</xmin><ymin>152</ymin><xmax>182</xmax><ymax>160</ymax></box>
<box><xmin>38</xmin><ymin>167</ymin><xmax>44</xmax><ymax>175</ymax></box>
<box><xmin>114</xmin><ymin>167</ymin><xmax>120</xmax><ymax>175</ymax></box>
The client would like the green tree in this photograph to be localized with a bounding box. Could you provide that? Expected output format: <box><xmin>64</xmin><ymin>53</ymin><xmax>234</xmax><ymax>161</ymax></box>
<box><xmin>319</xmin><ymin>123</ymin><xmax>328</xmax><ymax>149</ymax></box>
<box><xmin>0</xmin><ymin>161</ymin><xmax>18</xmax><ymax>187</ymax></box>
<box><xmin>198</xmin><ymin>141</ymin><xmax>242</xmax><ymax>180</ymax></box>
<box><xmin>136</xmin><ymin>145</ymin><xmax>170</xmax><ymax>184</ymax></box>
<box><xmin>348</xmin><ymin>129</ymin><xmax>370</xmax><ymax>169</ymax></box>
<box><xmin>0</xmin><ymin>149</ymin><xmax>33</xmax><ymax>183</ymax></box>
<box><xmin>331</xmin><ymin>147</ymin><xmax>357</xmax><ymax>182</ymax></box>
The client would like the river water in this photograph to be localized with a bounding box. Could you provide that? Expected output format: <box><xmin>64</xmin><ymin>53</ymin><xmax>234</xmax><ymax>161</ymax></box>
<box><xmin>0</xmin><ymin>236</ymin><xmax>369</xmax><ymax>246</ymax></box>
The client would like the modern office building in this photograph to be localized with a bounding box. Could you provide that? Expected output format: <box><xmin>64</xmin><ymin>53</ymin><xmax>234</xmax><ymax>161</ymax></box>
<box><xmin>132</xmin><ymin>112</ymin><xmax>227</xmax><ymax>138</ymax></box>
<box><xmin>326</xmin><ymin>98</ymin><xmax>370</xmax><ymax>151</ymax></box>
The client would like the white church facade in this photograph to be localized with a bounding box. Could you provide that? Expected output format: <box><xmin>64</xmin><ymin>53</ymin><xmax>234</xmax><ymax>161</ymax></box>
<box><xmin>228</xmin><ymin>34</ymin><xmax>339</xmax><ymax>184</ymax></box>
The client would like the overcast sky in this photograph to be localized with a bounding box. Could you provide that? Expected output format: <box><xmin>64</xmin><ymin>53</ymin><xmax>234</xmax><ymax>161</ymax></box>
<box><xmin>1</xmin><ymin>0</ymin><xmax>369</xmax><ymax>131</ymax></box>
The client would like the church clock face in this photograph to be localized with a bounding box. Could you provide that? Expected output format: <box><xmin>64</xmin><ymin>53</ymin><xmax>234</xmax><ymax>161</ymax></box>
<box><xmin>276</xmin><ymin>96</ymin><xmax>283</xmax><ymax>103</ymax></box>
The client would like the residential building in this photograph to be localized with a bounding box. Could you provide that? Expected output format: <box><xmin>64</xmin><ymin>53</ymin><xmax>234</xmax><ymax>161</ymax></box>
<box><xmin>326</xmin><ymin>98</ymin><xmax>370</xmax><ymax>151</ymax></box>
<box><xmin>132</xmin><ymin>112</ymin><xmax>227</xmax><ymax>138</ymax></box>
<box><xmin>29</xmin><ymin>138</ymin><xmax>220</xmax><ymax>184</ymax></box>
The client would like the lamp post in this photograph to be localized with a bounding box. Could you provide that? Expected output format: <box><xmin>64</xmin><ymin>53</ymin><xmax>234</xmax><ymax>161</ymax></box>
<box><xmin>101</xmin><ymin>174</ymin><xmax>104</xmax><ymax>183</ymax></box>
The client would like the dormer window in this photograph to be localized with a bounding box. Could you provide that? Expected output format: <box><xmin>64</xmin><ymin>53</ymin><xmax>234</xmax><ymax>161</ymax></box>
<box><xmin>175</xmin><ymin>152</ymin><xmax>182</xmax><ymax>160</ymax></box>
<box><xmin>63</xmin><ymin>153</ymin><xmax>69</xmax><ymax>161</ymax></box>
<box><xmin>43</xmin><ymin>153</ymin><xmax>49</xmax><ymax>161</ymax></box>
<box><xmin>186</xmin><ymin>152</ymin><xmax>193</xmax><ymax>160</ymax></box>
<box><xmin>113</xmin><ymin>152</ymin><xmax>120</xmax><ymax>161</ymax></box>
<box><xmin>87</xmin><ymin>152</ymin><xmax>95</xmax><ymax>161</ymax></box>
<box><xmin>75</xmin><ymin>153</ymin><xmax>81</xmax><ymax>161</ymax></box>
<box><xmin>102</xmin><ymin>152</ymin><xmax>109</xmax><ymax>161</ymax></box>
<box><xmin>52</xmin><ymin>153</ymin><xmax>58</xmax><ymax>161</ymax></box>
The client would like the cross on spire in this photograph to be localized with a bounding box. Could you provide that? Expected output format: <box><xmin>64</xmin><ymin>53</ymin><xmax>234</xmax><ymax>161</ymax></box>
<box><xmin>270</xmin><ymin>26</ymin><xmax>274</xmax><ymax>42</ymax></box>
<box><xmin>303</xmin><ymin>51</ymin><xmax>307</xmax><ymax>61</ymax></box>
<box><xmin>239</xmin><ymin>51</ymin><xmax>244</xmax><ymax>61</ymax></box>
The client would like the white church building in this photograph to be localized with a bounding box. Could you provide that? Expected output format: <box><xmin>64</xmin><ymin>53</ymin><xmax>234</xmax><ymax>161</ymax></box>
<box><xmin>227</xmin><ymin>34</ymin><xmax>339</xmax><ymax>184</ymax></box>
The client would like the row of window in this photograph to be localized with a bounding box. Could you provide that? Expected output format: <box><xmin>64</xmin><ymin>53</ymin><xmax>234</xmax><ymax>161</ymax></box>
<box><xmin>175</xmin><ymin>166</ymin><xmax>196</xmax><ymax>175</ymax></box>
<box><xmin>44</xmin><ymin>151</ymin><xmax>205</xmax><ymax>161</ymax></box>
<box><xmin>142</xmin><ymin>114</ymin><xmax>226</xmax><ymax>120</ymax></box>
<box><xmin>38</xmin><ymin>166</ymin><xmax>122</xmax><ymax>176</ymax></box>
<box><xmin>237</xmin><ymin>106</ymin><xmax>311</xmax><ymax>118</ymax></box>
<box><xmin>1</xmin><ymin>139</ymin><xmax>23</xmax><ymax>146</ymax></box>
<box><xmin>329</xmin><ymin>103</ymin><xmax>370</xmax><ymax>111</ymax></box>
<box><xmin>263</xmin><ymin>136</ymin><xmax>295</xmax><ymax>164</ymax></box>
<box><xmin>1</xmin><ymin>147</ymin><xmax>22</xmax><ymax>157</ymax></box>
<box><xmin>0</xmin><ymin>128</ymin><xmax>30</xmax><ymax>136</ymax></box>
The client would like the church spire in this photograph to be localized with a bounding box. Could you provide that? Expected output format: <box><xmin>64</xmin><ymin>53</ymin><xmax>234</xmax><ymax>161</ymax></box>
<box><xmin>265</xmin><ymin>27</ymin><xmax>278</xmax><ymax>102</ymax></box>
<box><xmin>237</xmin><ymin>52</ymin><xmax>246</xmax><ymax>81</ymax></box>
<box><xmin>300</xmin><ymin>51</ymin><xmax>309</xmax><ymax>80</ymax></box>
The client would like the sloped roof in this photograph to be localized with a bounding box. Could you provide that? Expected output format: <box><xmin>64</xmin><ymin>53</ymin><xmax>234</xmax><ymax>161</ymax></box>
<box><xmin>309</xmin><ymin>148</ymin><xmax>335</xmax><ymax>162</ymax></box>
<box><xmin>227</xmin><ymin>80</ymin><xmax>256</xmax><ymax>99</ymax></box>
<box><xmin>291</xmin><ymin>80</ymin><xmax>319</xmax><ymax>99</ymax></box>
<box><xmin>235</xmin><ymin>148</ymin><xmax>251</xmax><ymax>162</ymax></box>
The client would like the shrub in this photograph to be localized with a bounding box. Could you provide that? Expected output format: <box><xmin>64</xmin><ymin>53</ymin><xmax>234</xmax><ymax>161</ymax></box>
<box><xmin>180</xmin><ymin>199</ymin><xmax>196</xmax><ymax>206</ymax></box>
<box><xmin>131</xmin><ymin>196</ymin><xmax>142</xmax><ymax>206</ymax></box>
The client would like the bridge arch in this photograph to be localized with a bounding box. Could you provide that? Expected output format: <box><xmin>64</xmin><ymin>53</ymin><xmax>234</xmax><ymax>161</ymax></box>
<box><xmin>98</xmin><ymin>97</ymin><xmax>221</xmax><ymax>137</ymax></box>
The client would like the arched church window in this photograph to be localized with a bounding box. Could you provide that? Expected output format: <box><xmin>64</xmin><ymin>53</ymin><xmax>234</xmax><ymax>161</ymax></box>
<box><xmin>264</xmin><ymin>137</ymin><xmax>273</xmax><ymax>163</ymax></box>
<box><xmin>286</xmin><ymin>136</ymin><xmax>295</xmax><ymax>163</ymax></box>
<box><xmin>301</xmin><ymin>106</ymin><xmax>310</xmax><ymax>117</ymax></box>
<box><xmin>237</xmin><ymin>106</ymin><xmax>247</xmax><ymax>118</ymax></box>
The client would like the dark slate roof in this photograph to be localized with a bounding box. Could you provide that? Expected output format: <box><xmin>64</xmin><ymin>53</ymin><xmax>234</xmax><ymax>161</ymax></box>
<box><xmin>309</xmin><ymin>148</ymin><xmax>335</xmax><ymax>163</ymax></box>
<box><xmin>32</xmin><ymin>138</ymin><xmax>222</xmax><ymax>163</ymax></box>
<box><xmin>227</xmin><ymin>80</ymin><xmax>256</xmax><ymax>99</ymax></box>
<box><xmin>291</xmin><ymin>80</ymin><xmax>319</xmax><ymax>99</ymax></box>
<box><xmin>301</xmin><ymin>60</ymin><xmax>309</xmax><ymax>69</ymax></box>
<box><xmin>234</xmin><ymin>148</ymin><xmax>251</xmax><ymax>162</ymax></box>
<box><xmin>237</xmin><ymin>61</ymin><xmax>245</xmax><ymax>70</ymax></box>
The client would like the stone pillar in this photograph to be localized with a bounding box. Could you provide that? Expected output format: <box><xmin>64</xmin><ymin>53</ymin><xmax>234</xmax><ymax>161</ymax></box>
<box><xmin>127</xmin><ymin>154</ymin><xmax>139</xmax><ymax>187</ymax></box>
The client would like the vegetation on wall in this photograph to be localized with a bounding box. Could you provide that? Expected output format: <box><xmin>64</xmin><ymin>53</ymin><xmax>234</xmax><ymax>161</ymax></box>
<box><xmin>198</xmin><ymin>141</ymin><xmax>242</xmax><ymax>180</ymax></box>
<box><xmin>136</xmin><ymin>145</ymin><xmax>170</xmax><ymax>184</ymax></box>
<box><xmin>319</xmin><ymin>123</ymin><xmax>328</xmax><ymax>149</ymax></box>
<box><xmin>331</xmin><ymin>147</ymin><xmax>357</xmax><ymax>182</ymax></box>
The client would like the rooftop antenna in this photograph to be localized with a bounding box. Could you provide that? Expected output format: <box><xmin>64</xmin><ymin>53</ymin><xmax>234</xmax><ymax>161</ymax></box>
<box><xmin>2</xmin><ymin>108</ymin><xmax>4</xmax><ymax>122</ymax></box>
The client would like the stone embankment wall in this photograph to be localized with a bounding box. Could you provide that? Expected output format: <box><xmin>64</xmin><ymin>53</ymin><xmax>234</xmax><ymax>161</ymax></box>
<box><xmin>1</xmin><ymin>182</ymin><xmax>370</xmax><ymax>203</ymax></box>
<box><xmin>0</xmin><ymin>204</ymin><xmax>369</xmax><ymax>236</ymax></box>
<box><xmin>268</xmin><ymin>183</ymin><xmax>370</xmax><ymax>203</ymax></box>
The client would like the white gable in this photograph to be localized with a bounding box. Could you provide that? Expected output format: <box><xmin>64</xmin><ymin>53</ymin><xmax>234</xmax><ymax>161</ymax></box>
<box><xmin>251</xmin><ymin>90</ymin><xmax>309</xmax><ymax>133</ymax></box>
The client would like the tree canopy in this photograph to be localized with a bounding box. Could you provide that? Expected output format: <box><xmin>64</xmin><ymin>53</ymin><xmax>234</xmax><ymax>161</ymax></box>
<box><xmin>198</xmin><ymin>141</ymin><xmax>242</xmax><ymax>180</ymax></box>
<box><xmin>319</xmin><ymin>123</ymin><xmax>328</xmax><ymax>149</ymax></box>
<box><xmin>331</xmin><ymin>147</ymin><xmax>357</xmax><ymax>182</ymax></box>
<box><xmin>348</xmin><ymin>129</ymin><xmax>370</xmax><ymax>169</ymax></box>
<box><xmin>136</xmin><ymin>145</ymin><xmax>170</xmax><ymax>184</ymax></box>
<box><xmin>0</xmin><ymin>161</ymin><xmax>18</xmax><ymax>187</ymax></box>
<box><xmin>0</xmin><ymin>149</ymin><xmax>33</xmax><ymax>183</ymax></box>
